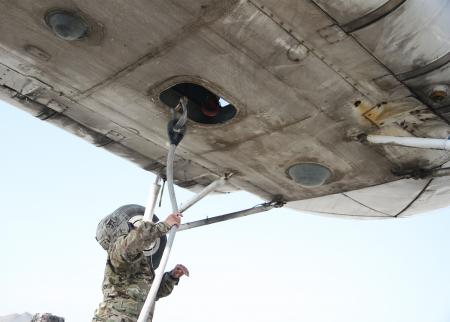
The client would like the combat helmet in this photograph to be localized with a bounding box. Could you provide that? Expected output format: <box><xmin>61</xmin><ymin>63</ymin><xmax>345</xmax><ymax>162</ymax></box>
<box><xmin>95</xmin><ymin>204</ymin><xmax>167</xmax><ymax>269</ymax></box>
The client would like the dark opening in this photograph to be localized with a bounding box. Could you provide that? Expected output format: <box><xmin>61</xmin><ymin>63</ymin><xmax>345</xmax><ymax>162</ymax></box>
<box><xmin>159</xmin><ymin>83</ymin><xmax>237</xmax><ymax>125</ymax></box>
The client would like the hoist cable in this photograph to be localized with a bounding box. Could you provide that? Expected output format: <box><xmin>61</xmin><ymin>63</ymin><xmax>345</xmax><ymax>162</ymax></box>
<box><xmin>138</xmin><ymin>97</ymin><xmax>227</xmax><ymax>321</ymax></box>
<box><xmin>137</xmin><ymin>97</ymin><xmax>188</xmax><ymax>322</ymax></box>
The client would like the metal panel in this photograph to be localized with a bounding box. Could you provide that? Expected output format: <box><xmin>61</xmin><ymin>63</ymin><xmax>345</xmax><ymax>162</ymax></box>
<box><xmin>398</xmin><ymin>161</ymin><xmax>450</xmax><ymax>216</ymax></box>
<box><xmin>341</xmin><ymin>0</ymin><xmax>406</xmax><ymax>32</ymax></box>
<box><xmin>345</xmin><ymin>178</ymin><xmax>430</xmax><ymax>216</ymax></box>
<box><xmin>287</xmin><ymin>193</ymin><xmax>392</xmax><ymax>218</ymax></box>
<box><xmin>404</xmin><ymin>62</ymin><xmax>450</xmax><ymax>122</ymax></box>
<box><xmin>287</xmin><ymin>178</ymin><xmax>431</xmax><ymax>218</ymax></box>
<box><xmin>312</xmin><ymin>0</ymin><xmax>389</xmax><ymax>25</ymax></box>
<box><xmin>353</xmin><ymin>0</ymin><xmax>450</xmax><ymax>75</ymax></box>
<box><xmin>399</xmin><ymin>176</ymin><xmax>450</xmax><ymax>216</ymax></box>
<box><xmin>255</xmin><ymin>0</ymin><xmax>412</xmax><ymax>103</ymax></box>
<box><xmin>0</xmin><ymin>0</ymin><xmax>229</xmax><ymax>93</ymax></box>
<box><xmin>397</xmin><ymin>52</ymin><xmax>450</xmax><ymax>81</ymax></box>
<box><xmin>2</xmin><ymin>0</ymin><xmax>450</xmax><ymax>217</ymax></box>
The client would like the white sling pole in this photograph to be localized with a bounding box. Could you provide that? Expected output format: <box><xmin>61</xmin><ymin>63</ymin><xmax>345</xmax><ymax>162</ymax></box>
<box><xmin>366</xmin><ymin>135</ymin><xmax>450</xmax><ymax>151</ymax></box>
<box><xmin>137</xmin><ymin>146</ymin><xmax>227</xmax><ymax>321</ymax></box>
<box><xmin>179</xmin><ymin>177</ymin><xmax>228</xmax><ymax>213</ymax></box>
<box><xmin>143</xmin><ymin>175</ymin><xmax>162</xmax><ymax>222</ymax></box>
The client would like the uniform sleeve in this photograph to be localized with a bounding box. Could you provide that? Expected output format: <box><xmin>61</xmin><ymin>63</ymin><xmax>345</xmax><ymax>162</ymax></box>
<box><xmin>156</xmin><ymin>272</ymin><xmax>179</xmax><ymax>300</ymax></box>
<box><xmin>109</xmin><ymin>221</ymin><xmax>171</xmax><ymax>269</ymax></box>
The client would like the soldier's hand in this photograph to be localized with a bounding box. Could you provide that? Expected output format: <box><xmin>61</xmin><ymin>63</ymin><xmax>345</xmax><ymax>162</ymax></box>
<box><xmin>171</xmin><ymin>264</ymin><xmax>189</xmax><ymax>278</ymax></box>
<box><xmin>164</xmin><ymin>212</ymin><xmax>182</xmax><ymax>227</ymax></box>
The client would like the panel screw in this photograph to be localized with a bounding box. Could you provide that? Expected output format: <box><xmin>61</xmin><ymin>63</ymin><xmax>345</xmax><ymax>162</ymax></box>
<box><xmin>429</xmin><ymin>85</ymin><xmax>448</xmax><ymax>102</ymax></box>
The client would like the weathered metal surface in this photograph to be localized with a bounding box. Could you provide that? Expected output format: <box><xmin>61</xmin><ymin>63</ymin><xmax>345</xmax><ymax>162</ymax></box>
<box><xmin>397</xmin><ymin>52</ymin><xmax>450</xmax><ymax>81</ymax></box>
<box><xmin>288</xmin><ymin>178</ymin><xmax>431</xmax><ymax>217</ymax></box>
<box><xmin>398</xmin><ymin>161</ymin><xmax>450</xmax><ymax>216</ymax></box>
<box><xmin>314</xmin><ymin>0</ymin><xmax>450</xmax><ymax>126</ymax></box>
<box><xmin>1</xmin><ymin>0</ymin><xmax>450</xmax><ymax>217</ymax></box>
<box><xmin>312</xmin><ymin>0</ymin><xmax>390</xmax><ymax>25</ymax></box>
<box><xmin>287</xmin><ymin>193</ymin><xmax>392</xmax><ymax>218</ymax></box>
<box><xmin>340</xmin><ymin>0</ymin><xmax>406</xmax><ymax>32</ymax></box>
<box><xmin>312</xmin><ymin>0</ymin><xmax>408</xmax><ymax>33</ymax></box>
<box><xmin>0</xmin><ymin>0</ymin><xmax>233</xmax><ymax>93</ymax></box>
<box><xmin>352</xmin><ymin>0</ymin><xmax>450</xmax><ymax>75</ymax></box>
<box><xmin>253</xmin><ymin>0</ymin><xmax>411</xmax><ymax>103</ymax></box>
<box><xmin>404</xmin><ymin>62</ymin><xmax>450</xmax><ymax>124</ymax></box>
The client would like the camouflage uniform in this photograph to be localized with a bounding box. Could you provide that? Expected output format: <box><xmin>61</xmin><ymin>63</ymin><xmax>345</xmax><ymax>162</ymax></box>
<box><xmin>32</xmin><ymin>313</ymin><xmax>64</xmax><ymax>322</ymax></box>
<box><xmin>93</xmin><ymin>220</ymin><xmax>178</xmax><ymax>322</ymax></box>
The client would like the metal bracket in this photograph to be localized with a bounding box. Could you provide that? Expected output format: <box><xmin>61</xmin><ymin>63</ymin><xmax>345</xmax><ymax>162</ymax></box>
<box><xmin>178</xmin><ymin>199</ymin><xmax>285</xmax><ymax>232</ymax></box>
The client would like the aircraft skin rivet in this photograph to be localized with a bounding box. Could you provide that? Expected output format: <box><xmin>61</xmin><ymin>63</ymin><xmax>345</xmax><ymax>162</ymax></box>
<box><xmin>429</xmin><ymin>85</ymin><xmax>448</xmax><ymax>102</ymax></box>
<box><xmin>287</xmin><ymin>44</ymin><xmax>308</xmax><ymax>63</ymax></box>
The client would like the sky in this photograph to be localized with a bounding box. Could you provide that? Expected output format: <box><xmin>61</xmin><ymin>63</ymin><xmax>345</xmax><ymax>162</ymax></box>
<box><xmin>1</xmin><ymin>101</ymin><xmax>450</xmax><ymax>322</ymax></box>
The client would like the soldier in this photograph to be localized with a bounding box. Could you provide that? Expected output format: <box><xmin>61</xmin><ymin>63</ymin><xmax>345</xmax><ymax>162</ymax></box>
<box><xmin>31</xmin><ymin>313</ymin><xmax>64</xmax><ymax>322</ymax></box>
<box><xmin>93</xmin><ymin>205</ymin><xmax>189</xmax><ymax>322</ymax></box>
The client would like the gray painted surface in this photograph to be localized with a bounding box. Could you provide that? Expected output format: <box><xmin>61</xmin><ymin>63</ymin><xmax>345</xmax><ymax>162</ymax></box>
<box><xmin>352</xmin><ymin>0</ymin><xmax>450</xmax><ymax>75</ymax></box>
<box><xmin>312</xmin><ymin>0</ymin><xmax>390</xmax><ymax>25</ymax></box>
<box><xmin>1</xmin><ymin>0</ymin><xmax>449</xmax><ymax>217</ymax></box>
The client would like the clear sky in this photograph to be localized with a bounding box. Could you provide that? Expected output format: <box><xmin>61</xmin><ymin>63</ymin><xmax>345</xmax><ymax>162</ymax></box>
<box><xmin>1</xmin><ymin>101</ymin><xmax>450</xmax><ymax>322</ymax></box>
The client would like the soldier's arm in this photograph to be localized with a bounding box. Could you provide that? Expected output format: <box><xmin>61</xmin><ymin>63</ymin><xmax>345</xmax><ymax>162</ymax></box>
<box><xmin>157</xmin><ymin>264</ymin><xmax>189</xmax><ymax>299</ymax></box>
<box><xmin>109</xmin><ymin>221</ymin><xmax>171</xmax><ymax>269</ymax></box>
<box><xmin>156</xmin><ymin>272</ymin><xmax>179</xmax><ymax>299</ymax></box>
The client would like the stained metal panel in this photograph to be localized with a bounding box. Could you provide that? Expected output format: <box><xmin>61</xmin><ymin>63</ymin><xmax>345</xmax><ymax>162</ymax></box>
<box><xmin>344</xmin><ymin>178</ymin><xmax>429</xmax><ymax>216</ymax></box>
<box><xmin>287</xmin><ymin>193</ymin><xmax>392</xmax><ymax>218</ymax></box>
<box><xmin>1</xmin><ymin>0</ymin><xmax>450</xmax><ymax>218</ymax></box>
<box><xmin>399</xmin><ymin>176</ymin><xmax>450</xmax><ymax>216</ymax></box>
<box><xmin>404</xmin><ymin>62</ymin><xmax>450</xmax><ymax>122</ymax></box>
<box><xmin>312</xmin><ymin>0</ymin><xmax>389</xmax><ymax>25</ymax></box>
<box><xmin>353</xmin><ymin>0</ymin><xmax>450</xmax><ymax>75</ymax></box>
<box><xmin>253</xmin><ymin>0</ymin><xmax>412</xmax><ymax>102</ymax></box>
<box><xmin>287</xmin><ymin>178</ymin><xmax>433</xmax><ymax>218</ymax></box>
<box><xmin>0</xmin><ymin>0</ymin><xmax>225</xmax><ymax>93</ymax></box>
<box><xmin>398</xmin><ymin>161</ymin><xmax>450</xmax><ymax>216</ymax></box>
